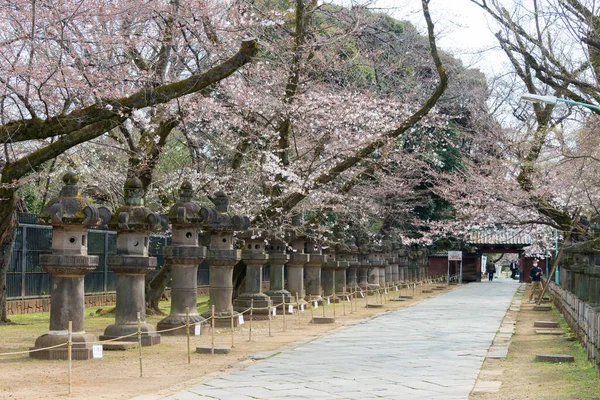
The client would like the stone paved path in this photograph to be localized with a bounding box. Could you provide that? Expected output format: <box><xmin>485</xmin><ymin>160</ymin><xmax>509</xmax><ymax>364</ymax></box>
<box><xmin>158</xmin><ymin>279</ymin><xmax>520</xmax><ymax>400</ymax></box>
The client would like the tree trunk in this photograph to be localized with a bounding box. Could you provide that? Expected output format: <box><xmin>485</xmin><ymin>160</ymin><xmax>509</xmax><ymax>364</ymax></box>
<box><xmin>146</xmin><ymin>262</ymin><xmax>172</xmax><ymax>314</ymax></box>
<box><xmin>0</xmin><ymin>186</ymin><xmax>18</xmax><ymax>323</ymax></box>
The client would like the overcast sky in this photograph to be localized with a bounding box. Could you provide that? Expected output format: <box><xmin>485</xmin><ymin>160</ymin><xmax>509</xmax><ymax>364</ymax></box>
<box><xmin>370</xmin><ymin>0</ymin><xmax>507</xmax><ymax>76</ymax></box>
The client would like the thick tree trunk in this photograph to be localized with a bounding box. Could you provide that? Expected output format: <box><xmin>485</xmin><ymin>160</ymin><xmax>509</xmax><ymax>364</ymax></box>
<box><xmin>0</xmin><ymin>186</ymin><xmax>18</xmax><ymax>323</ymax></box>
<box><xmin>146</xmin><ymin>262</ymin><xmax>171</xmax><ymax>314</ymax></box>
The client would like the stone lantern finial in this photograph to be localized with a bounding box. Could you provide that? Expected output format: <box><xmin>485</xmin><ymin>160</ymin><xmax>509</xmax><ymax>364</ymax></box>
<box><xmin>178</xmin><ymin>180</ymin><xmax>194</xmax><ymax>203</ymax></box>
<box><xmin>209</xmin><ymin>190</ymin><xmax>229</xmax><ymax>213</ymax></box>
<box><xmin>124</xmin><ymin>176</ymin><xmax>145</xmax><ymax>206</ymax></box>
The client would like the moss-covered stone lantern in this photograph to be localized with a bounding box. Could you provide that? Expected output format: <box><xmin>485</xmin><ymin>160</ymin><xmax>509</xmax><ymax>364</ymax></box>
<box><xmin>200</xmin><ymin>191</ymin><xmax>250</xmax><ymax>326</ymax></box>
<box><xmin>233</xmin><ymin>229</ymin><xmax>270</xmax><ymax>317</ymax></box>
<box><xmin>31</xmin><ymin>171</ymin><xmax>105</xmax><ymax>360</ymax></box>
<box><xmin>100</xmin><ymin>176</ymin><xmax>162</xmax><ymax>346</ymax></box>
<box><xmin>157</xmin><ymin>181</ymin><xmax>208</xmax><ymax>334</ymax></box>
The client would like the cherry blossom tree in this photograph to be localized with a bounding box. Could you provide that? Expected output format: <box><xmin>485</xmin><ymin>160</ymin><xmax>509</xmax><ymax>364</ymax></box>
<box><xmin>0</xmin><ymin>0</ymin><xmax>258</xmax><ymax>322</ymax></box>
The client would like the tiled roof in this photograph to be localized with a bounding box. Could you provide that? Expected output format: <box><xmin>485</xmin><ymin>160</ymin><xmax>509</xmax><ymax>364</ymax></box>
<box><xmin>466</xmin><ymin>230</ymin><xmax>532</xmax><ymax>246</ymax></box>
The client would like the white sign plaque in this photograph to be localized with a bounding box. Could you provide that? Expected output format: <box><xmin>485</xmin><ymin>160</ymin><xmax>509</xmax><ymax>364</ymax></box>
<box><xmin>92</xmin><ymin>344</ymin><xmax>103</xmax><ymax>359</ymax></box>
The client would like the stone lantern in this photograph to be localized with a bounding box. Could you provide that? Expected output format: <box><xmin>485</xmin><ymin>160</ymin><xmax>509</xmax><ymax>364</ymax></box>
<box><xmin>234</xmin><ymin>229</ymin><xmax>270</xmax><ymax>317</ymax></box>
<box><xmin>368</xmin><ymin>245</ymin><xmax>384</xmax><ymax>289</ymax></box>
<box><xmin>398</xmin><ymin>246</ymin><xmax>409</xmax><ymax>282</ymax></box>
<box><xmin>339</xmin><ymin>244</ymin><xmax>359</xmax><ymax>293</ymax></box>
<box><xmin>334</xmin><ymin>243</ymin><xmax>350</xmax><ymax>298</ymax></box>
<box><xmin>382</xmin><ymin>241</ymin><xmax>393</xmax><ymax>289</ymax></box>
<box><xmin>321</xmin><ymin>244</ymin><xmax>339</xmax><ymax>300</ymax></box>
<box><xmin>286</xmin><ymin>212</ymin><xmax>309</xmax><ymax>302</ymax></box>
<box><xmin>157</xmin><ymin>181</ymin><xmax>207</xmax><ymax>335</ymax></box>
<box><xmin>390</xmin><ymin>242</ymin><xmax>400</xmax><ymax>285</ymax></box>
<box><xmin>100</xmin><ymin>177</ymin><xmax>162</xmax><ymax>346</ymax></box>
<box><xmin>200</xmin><ymin>191</ymin><xmax>250</xmax><ymax>326</ymax></box>
<box><xmin>305</xmin><ymin>238</ymin><xmax>325</xmax><ymax>303</ymax></box>
<box><xmin>31</xmin><ymin>171</ymin><xmax>104</xmax><ymax>360</ymax></box>
<box><xmin>357</xmin><ymin>244</ymin><xmax>371</xmax><ymax>291</ymax></box>
<box><xmin>265</xmin><ymin>232</ymin><xmax>294</xmax><ymax>310</ymax></box>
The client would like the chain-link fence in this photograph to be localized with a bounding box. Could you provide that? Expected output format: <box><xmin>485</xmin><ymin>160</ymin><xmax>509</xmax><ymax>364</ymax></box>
<box><xmin>7</xmin><ymin>214</ymin><xmax>210</xmax><ymax>300</ymax></box>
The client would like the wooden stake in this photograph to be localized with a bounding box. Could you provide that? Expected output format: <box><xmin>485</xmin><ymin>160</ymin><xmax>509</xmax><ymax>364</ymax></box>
<box><xmin>282</xmin><ymin>296</ymin><xmax>286</xmax><ymax>332</ymax></box>
<box><xmin>211</xmin><ymin>305</ymin><xmax>215</xmax><ymax>355</ymax></box>
<box><xmin>67</xmin><ymin>321</ymin><xmax>72</xmax><ymax>396</ymax></box>
<box><xmin>186</xmin><ymin>307</ymin><xmax>191</xmax><ymax>364</ymax></box>
<box><xmin>137</xmin><ymin>312</ymin><xmax>143</xmax><ymax>377</ymax></box>
<box><xmin>230</xmin><ymin>306</ymin><xmax>235</xmax><ymax>348</ymax></box>
<box><xmin>249</xmin><ymin>300</ymin><xmax>253</xmax><ymax>342</ymax></box>
<box><xmin>268</xmin><ymin>299</ymin><xmax>272</xmax><ymax>337</ymax></box>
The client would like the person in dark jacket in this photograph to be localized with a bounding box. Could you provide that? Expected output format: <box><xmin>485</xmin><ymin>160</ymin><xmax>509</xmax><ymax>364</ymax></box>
<box><xmin>510</xmin><ymin>262</ymin><xmax>518</xmax><ymax>279</ymax></box>
<box><xmin>529</xmin><ymin>260</ymin><xmax>543</xmax><ymax>303</ymax></box>
<box><xmin>487</xmin><ymin>263</ymin><xmax>496</xmax><ymax>281</ymax></box>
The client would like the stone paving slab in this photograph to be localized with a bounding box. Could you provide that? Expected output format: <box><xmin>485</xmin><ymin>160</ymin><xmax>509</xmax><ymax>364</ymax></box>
<box><xmin>535</xmin><ymin>329</ymin><xmax>564</xmax><ymax>335</ymax></box>
<box><xmin>472</xmin><ymin>380</ymin><xmax>502</xmax><ymax>393</ymax></box>
<box><xmin>151</xmin><ymin>279</ymin><xmax>519</xmax><ymax>400</ymax></box>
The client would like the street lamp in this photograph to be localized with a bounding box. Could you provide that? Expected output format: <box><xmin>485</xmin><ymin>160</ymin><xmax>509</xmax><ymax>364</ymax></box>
<box><xmin>521</xmin><ymin>93</ymin><xmax>600</xmax><ymax>112</ymax></box>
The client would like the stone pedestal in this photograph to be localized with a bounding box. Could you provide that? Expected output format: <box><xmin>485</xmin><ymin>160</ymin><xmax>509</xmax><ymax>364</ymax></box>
<box><xmin>264</xmin><ymin>242</ymin><xmax>294</xmax><ymax>310</ymax></box>
<box><xmin>101</xmin><ymin>255</ymin><xmax>161</xmax><ymax>346</ymax></box>
<box><xmin>379</xmin><ymin>262</ymin><xmax>388</xmax><ymax>289</ymax></box>
<box><xmin>31</xmin><ymin>259</ymin><xmax>98</xmax><ymax>360</ymax></box>
<box><xmin>335</xmin><ymin>260</ymin><xmax>349</xmax><ymax>297</ymax></box>
<box><xmin>358</xmin><ymin>254</ymin><xmax>370</xmax><ymax>290</ymax></box>
<box><xmin>322</xmin><ymin>248</ymin><xmax>338</xmax><ymax>299</ymax></box>
<box><xmin>399</xmin><ymin>249</ymin><xmax>409</xmax><ymax>282</ymax></box>
<box><xmin>305</xmin><ymin>243</ymin><xmax>324</xmax><ymax>302</ymax></box>
<box><xmin>234</xmin><ymin>231</ymin><xmax>270</xmax><ymax>317</ymax></box>
<box><xmin>388</xmin><ymin>256</ymin><xmax>399</xmax><ymax>286</ymax></box>
<box><xmin>286</xmin><ymin>218</ymin><xmax>309</xmax><ymax>303</ymax></box>
<box><xmin>287</xmin><ymin>252</ymin><xmax>309</xmax><ymax>301</ymax></box>
<box><xmin>202</xmin><ymin>249</ymin><xmax>241</xmax><ymax>326</ymax></box>
<box><xmin>368</xmin><ymin>254</ymin><xmax>383</xmax><ymax>290</ymax></box>
<box><xmin>30</xmin><ymin>172</ymin><xmax>104</xmax><ymax>360</ymax></box>
<box><xmin>157</xmin><ymin>246</ymin><xmax>206</xmax><ymax>334</ymax></box>
<box><xmin>385</xmin><ymin>263</ymin><xmax>393</xmax><ymax>288</ymax></box>
<box><xmin>339</xmin><ymin>246</ymin><xmax>359</xmax><ymax>295</ymax></box>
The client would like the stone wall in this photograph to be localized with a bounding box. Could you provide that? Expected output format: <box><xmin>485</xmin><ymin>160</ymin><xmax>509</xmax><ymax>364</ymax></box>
<box><xmin>7</xmin><ymin>286</ymin><xmax>211</xmax><ymax>316</ymax></box>
<box><xmin>547</xmin><ymin>279</ymin><xmax>600</xmax><ymax>371</ymax></box>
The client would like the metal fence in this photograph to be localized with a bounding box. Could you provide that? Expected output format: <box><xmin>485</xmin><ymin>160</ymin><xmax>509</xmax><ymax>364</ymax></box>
<box><xmin>7</xmin><ymin>214</ymin><xmax>210</xmax><ymax>300</ymax></box>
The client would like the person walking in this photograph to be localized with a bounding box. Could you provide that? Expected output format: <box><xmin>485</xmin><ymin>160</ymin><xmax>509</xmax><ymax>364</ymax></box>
<box><xmin>487</xmin><ymin>263</ymin><xmax>496</xmax><ymax>282</ymax></box>
<box><xmin>528</xmin><ymin>260</ymin><xmax>543</xmax><ymax>303</ymax></box>
<box><xmin>510</xmin><ymin>262</ymin><xmax>517</xmax><ymax>280</ymax></box>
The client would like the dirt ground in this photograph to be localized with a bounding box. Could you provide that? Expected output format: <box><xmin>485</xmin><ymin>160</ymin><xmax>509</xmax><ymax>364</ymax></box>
<box><xmin>0</xmin><ymin>284</ymin><xmax>439</xmax><ymax>400</ymax></box>
<box><xmin>470</xmin><ymin>284</ymin><xmax>600</xmax><ymax>400</ymax></box>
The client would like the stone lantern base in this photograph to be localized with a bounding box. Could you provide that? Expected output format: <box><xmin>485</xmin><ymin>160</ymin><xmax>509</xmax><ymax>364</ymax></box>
<box><xmin>157</xmin><ymin>314</ymin><xmax>208</xmax><ymax>336</ymax></box>
<box><xmin>30</xmin><ymin>332</ymin><xmax>96</xmax><ymax>360</ymax></box>
<box><xmin>100</xmin><ymin>323</ymin><xmax>161</xmax><ymax>347</ymax></box>
<box><xmin>234</xmin><ymin>292</ymin><xmax>272</xmax><ymax>320</ymax></box>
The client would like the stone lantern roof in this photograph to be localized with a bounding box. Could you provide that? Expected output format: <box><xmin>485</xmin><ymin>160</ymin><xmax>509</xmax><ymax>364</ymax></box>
<box><xmin>266</xmin><ymin>230</ymin><xmax>288</xmax><ymax>253</ymax></box>
<box><xmin>38</xmin><ymin>171</ymin><xmax>104</xmax><ymax>227</ymax></box>
<box><xmin>109</xmin><ymin>176</ymin><xmax>162</xmax><ymax>232</ymax></box>
<box><xmin>167</xmin><ymin>180</ymin><xmax>206</xmax><ymax>226</ymax></box>
<box><xmin>202</xmin><ymin>191</ymin><xmax>250</xmax><ymax>233</ymax></box>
